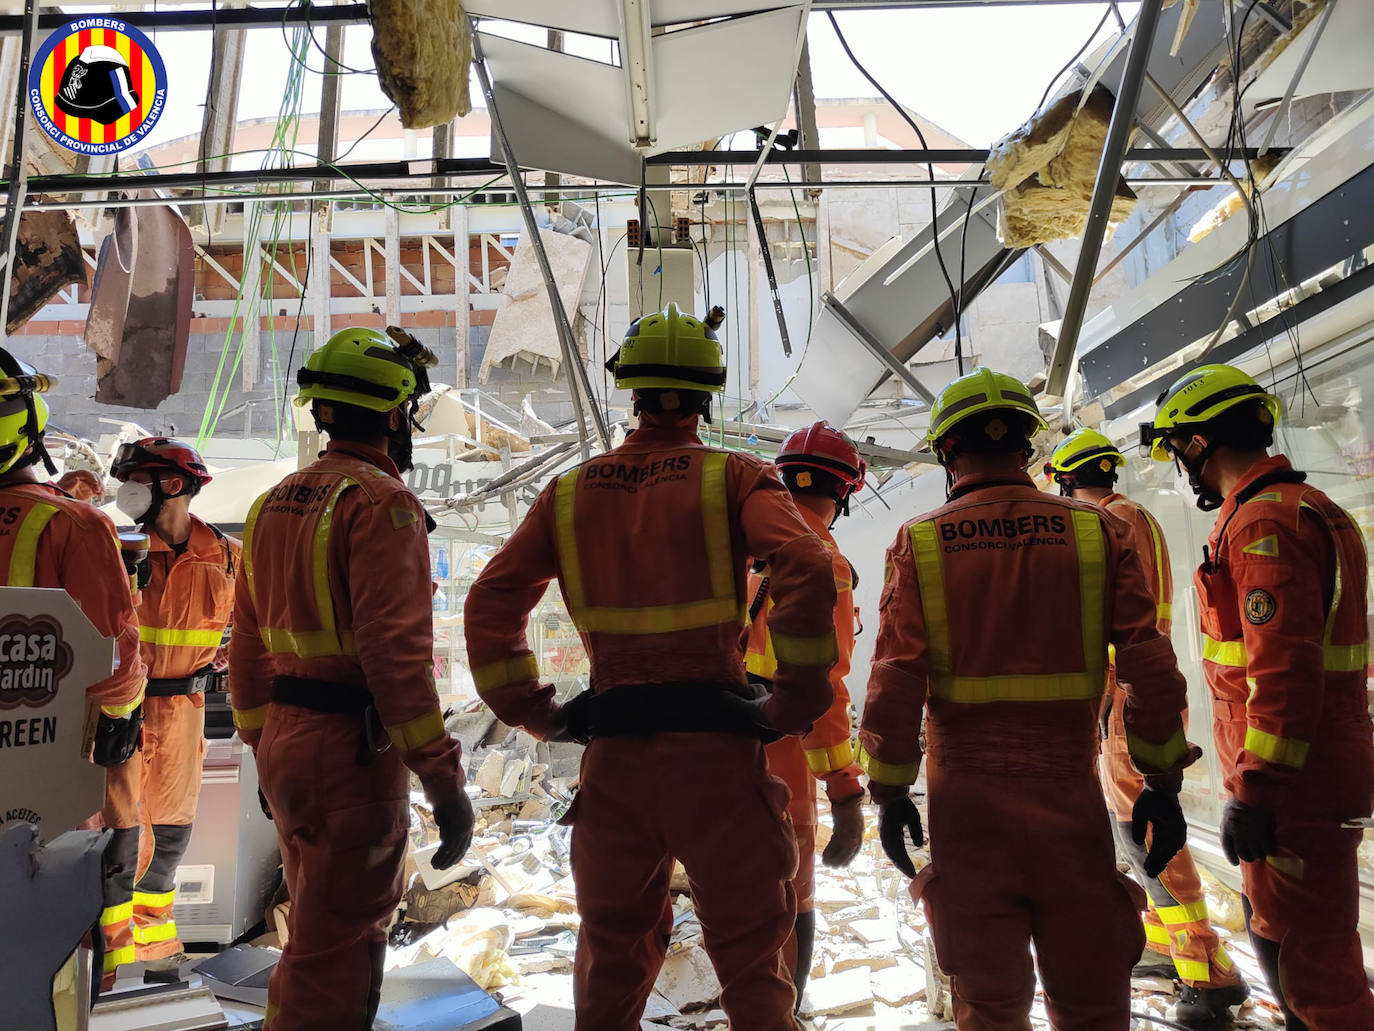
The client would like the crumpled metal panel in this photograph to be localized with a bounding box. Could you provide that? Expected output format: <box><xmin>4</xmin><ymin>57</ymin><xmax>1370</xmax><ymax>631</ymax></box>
<box><xmin>84</xmin><ymin>204</ymin><xmax>193</xmax><ymax>408</ymax></box>
<box><xmin>5</xmin><ymin>209</ymin><xmax>86</xmax><ymax>334</ymax></box>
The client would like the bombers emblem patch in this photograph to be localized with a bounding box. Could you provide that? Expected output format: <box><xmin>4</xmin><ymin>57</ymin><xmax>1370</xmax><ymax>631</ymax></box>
<box><xmin>1245</xmin><ymin>588</ymin><xmax>1277</xmax><ymax>625</ymax></box>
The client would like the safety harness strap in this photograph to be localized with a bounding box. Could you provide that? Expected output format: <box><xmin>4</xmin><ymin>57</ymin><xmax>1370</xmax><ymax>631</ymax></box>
<box><xmin>8</xmin><ymin>501</ymin><xmax>58</xmax><ymax>586</ymax></box>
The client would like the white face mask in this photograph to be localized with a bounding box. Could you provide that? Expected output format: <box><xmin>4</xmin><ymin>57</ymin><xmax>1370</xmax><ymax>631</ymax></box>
<box><xmin>115</xmin><ymin>480</ymin><xmax>153</xmax><ymax>523</ymax></box>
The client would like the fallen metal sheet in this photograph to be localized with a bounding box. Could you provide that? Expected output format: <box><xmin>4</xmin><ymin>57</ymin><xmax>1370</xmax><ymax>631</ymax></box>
<box><xmin>5</xmin><ymin>209</ymin><xmax>86</xmax><ymax>333</ymax></box>
<box><xmin>85</xmin><ymin>204</ymin><xmax>194</xmax><ymax>408</ymax></box>
<box><xmin>0</xmin><ymin>824</ymin><xmax>108</xmax><ymax>1031</ymax></box>
<box><xmin>374</xmin><ymin>957</ymin><xmax>521</xmax><ymax>1030</ymax></box>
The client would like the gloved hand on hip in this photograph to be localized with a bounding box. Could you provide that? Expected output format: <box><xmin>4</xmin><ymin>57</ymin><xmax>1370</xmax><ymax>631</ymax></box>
<box><xmin>721</xmin><ymin>691</ymin><xmax>784</xmax><ymax>744</ymax></box>
<box><xmin>431</xmin><ymin>792</ymin><xmax>476</xmax><ymax>870</ymax></box>
<box><xmin>1220</xmin><ymin>799</ymin><xmax>1277</xmax><ymax>865</ymax></box>
<box><xmin>878</xmin><ymin>795</ymin><xmax>923</xmax><ymax>878</ymax></box>
<box><xmin>91</xmin><ymin>704</ymin><xmax>144</xmax><ymax>767</ymax></box>
<box><xmin>821</xmin><ymin>793</ymin><xmax>865</xmax><ymax>869</ymax></box>
<box><xmin>549</xmin><ymin>688</ymin><xmax>594</xmax><ymax>744</ymax></box>
<box><xmin>1131</xmin><ymin>785</ymin><xmax>1188</xmax><ymax>877</ymax></box>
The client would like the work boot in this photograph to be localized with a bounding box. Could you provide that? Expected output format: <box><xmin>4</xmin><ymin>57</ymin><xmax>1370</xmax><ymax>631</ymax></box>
<box><xmin>1172</xmin><ymin>982</ymin><xmax>1251</xmax><ymax>1027</ymax></box>
<box><xmin>1131</xmin><ymin>947</ymin><xmax>1178</xmax><ymax>980</ymax></box>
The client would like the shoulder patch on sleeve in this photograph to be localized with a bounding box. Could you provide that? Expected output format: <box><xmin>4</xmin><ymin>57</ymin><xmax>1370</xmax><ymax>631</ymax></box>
<box><xmin>1242</xmin><ymin>535</ymin><xmax>1279</xmax><ymax>558</ymax></box>
<box><xmin>1245</xmin><ymin>588</ymin><xmax>1277</xmax><ymax>625</ymax></box>
<box><xmin>389</xmin><ymin>506</ymin><xmax>420</xmax><ymax>530</ymax></box>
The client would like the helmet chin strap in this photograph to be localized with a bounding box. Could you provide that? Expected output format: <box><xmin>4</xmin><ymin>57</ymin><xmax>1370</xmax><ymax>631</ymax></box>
<box><xmin>1175</xmin><ymin>441</ymin><xmax>1224</xmax><ymax>511</ymax></box>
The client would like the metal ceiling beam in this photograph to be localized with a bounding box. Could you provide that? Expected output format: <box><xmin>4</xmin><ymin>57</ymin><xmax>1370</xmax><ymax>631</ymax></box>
<box><xmin>314</xmin><ymin>24</ymin><xmax>344</xmax><ymax>225</ymax></box>
<box><xmin>0</xmin><ymin>3</ymin><xmax>371</xmax><ymax>35</ymax></box>
<box><xmin>1045</xmin><ymin>0</ymin><xmax>1164</xmax><ymax>398</ymax></box>
<box><xmin>647</xmin><ymin>147</ymin><xmax>1284</xmax><ymax>167</ymax></box>
<box><xmin>194</xmin><ymin>16</ymin><xmax>247</xmax><ymax>236</ymax></box>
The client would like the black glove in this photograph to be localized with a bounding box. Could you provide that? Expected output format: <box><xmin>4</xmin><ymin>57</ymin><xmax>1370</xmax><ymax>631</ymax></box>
<box><xmin>431</xmin><ymin>793</ymin><xmax>476</xmax><ymax>870</ymax></box>
<box><xmin>1220</xmin><ymin>799</ymin><xmax>1277</xmax><ymax>865</ymax></box>
<box><xmin>257</xmin><ymin>787</ymin><xmax>273</xmax><ymax>821</ymax></box>
<box><xmin>91</xmin><ymin>704</ymin><xmax>143</xmax><ymax>767</ymax></box>
<box><xmin>721</xmin><ymin>692</ymin><xmax>783</xmax><ymax>744</ymax></box>
<box><xmin>135</xmin><ymin>557</ymin><xmax>152</xmax><ymax>591</ymax></box>
<box><xmin>1131</xmin><ymin>785</ymin><xmax>1188</xmax><ymax>878</ymax></box>
<box><xmin>549</xmin><ymin>688</ymin><xmax>595</xmax><ymax>744</ymax></box>
<box><xmin>878</xmin><ymin>796</ymin><xmax>924</xmax><ymax>878</ymax></box>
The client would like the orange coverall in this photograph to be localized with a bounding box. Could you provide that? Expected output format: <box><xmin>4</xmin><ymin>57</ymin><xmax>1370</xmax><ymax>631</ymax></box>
<box><xmin>116</xmin><ymin>516</ymin><xmax>239</xmax><ymax>960</ymax></box>
<box><xmin>464</xmin><ymin>414</ymin><xmax>838</xmax><ymax>1031</ymax></box>
<box><xmin>1097</xmin><ymin>493</ymin><xmax>1241</xmax><ymax>991</ymax></box>
<box><xmin>230</xmin><ymin>441</ymin><xmax>465</xmax><ymax>1031</ymax></box>
<box><xmin>0</xmin><ymin>479</ymin><xmax>146</xmax><ymax>978</ymax></box>
<box><xmin>859</xmin><ymin>471</ymin><xmax>1195</xmax><ymax>1031</ymax></box>
<box><xmin>1195</xmin><ymin>454</ymin><xmax>1374</xmax><ymax>1029</ymax></box>
<box><xmin>744</xmin><ymin>503</ymin><xmax>862</xmax><ymax>977</ymax></box>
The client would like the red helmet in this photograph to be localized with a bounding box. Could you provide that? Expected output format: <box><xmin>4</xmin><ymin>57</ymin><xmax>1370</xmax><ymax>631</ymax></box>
<box><xmin>110</xmin><ymin>437</ymin><xmax>212</xmax><ymax>488</ymax></box>
<box><xmin>775</xmin><ymin>422</ymin><xmax>867</xmax><ymax>500</ymax></box>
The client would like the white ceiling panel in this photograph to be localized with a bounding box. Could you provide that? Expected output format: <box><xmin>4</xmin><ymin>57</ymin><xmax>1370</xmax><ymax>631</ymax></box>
<box><xmin>479</xmin><ymin>7</ymin><xmax>804</xmax><ymax>183</ymax></box>
<box><xmin>1245</xmin><ymin>1</ymin><xmax>1374</xmax><ymax>114</ymax></box>
<box><xmin>464</xmin><ymin>1</ymin><xmax>803</xmax><ymax>36</ymax></box>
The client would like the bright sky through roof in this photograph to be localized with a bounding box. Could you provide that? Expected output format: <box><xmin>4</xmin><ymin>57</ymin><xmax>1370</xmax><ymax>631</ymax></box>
<box><xmin>129</xmin><ymin>2</ymin><xmax>1143</xmax><ymax>161</ymax></box>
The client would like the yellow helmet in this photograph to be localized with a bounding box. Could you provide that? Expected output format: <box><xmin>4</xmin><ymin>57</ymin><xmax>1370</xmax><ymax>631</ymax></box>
<box><xmin>295</xmin><ymin>326</ymin><xmax>431</xmax><ymax>412</ymax></box>
<box><xmin>0</xmin><ymin>349</ymin><xmax>53</xmax><ymax>476</ymax></box>
<box><xmin>1140</xmin><ymin>364</ymin><xmax>1280</xmax><ymax>461</ymax></box>
<box><xmin>606</xmin><ymin>303</ymin><xmax>727</xmax><ymax>393</ymax></box>
<box><xmin>1047</xmin><ymin>427</ymin><xmax>1125</xmax><ymax>477</ymax></box>
<box><xmin>927</xmin><ymin>366</ymin><xmax>1047</xmax><ymax>446</ymax></box>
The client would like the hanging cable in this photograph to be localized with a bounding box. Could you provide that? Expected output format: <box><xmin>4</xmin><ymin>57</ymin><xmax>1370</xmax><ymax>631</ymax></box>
<box><xmin>1036</xmin><ymin>3</ymin><xmax>1114</xmax><ymax>116</ymax></box>
<box><xmin>826</xmin><ymin>12</ymin><xmax>964</xmax><ymax>360</ymax></box>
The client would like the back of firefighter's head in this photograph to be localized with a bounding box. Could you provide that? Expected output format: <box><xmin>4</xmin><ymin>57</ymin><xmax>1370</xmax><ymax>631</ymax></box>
<box><xmin>294</xmin><ymin>326</ymin><xmax>433</xmax><ymax>473</ymax></box>
<box><xmin>607</xmin><ymin>303</ymin><xmax>727</xmax><ymax>425</ymax></box>
<box><xmin>1140</xmin><ymin>364</ymin><xmax>1279</xmax><ymax>510</ymax></box>
<box><xmin>0</xmin><ymin>348</ymin><xmax>54</xmax><ymax>477</ymax></box>
<box><xmin>775</xmin><ymin>421</ymin><xmax>866</xmax><ymax>522</ymax></box>
<box><xmin>928</xmin><ymin>368</ymin><xmax>1046</xmax><ymax>481</ymax></box>
<box><xmin>1046</xmin><ymin>427</ymin><xmax>1124</xmax><ymax>496</ymax></box>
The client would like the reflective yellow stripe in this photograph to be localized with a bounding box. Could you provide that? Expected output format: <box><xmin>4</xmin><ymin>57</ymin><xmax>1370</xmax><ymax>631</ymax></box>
<box><xmin>248</xmin><ymin>479</ymin><xmax>356</xmax><ymax>658</ymax></box>
<box><xmin>1205</xmin><ymin>635</ymin><xmax>1367</xmax><ymax>673</ymax></box>
<box><xmin>1156</xmin><ymin>900</ymin><xmax>1209</xmax><ymax>925</ymax></box>
<box><xmin>1266</xmin><ymin>854</ymin><xmax>1304</xmax><ymax>879</ymax></box>
<box><xmin>908</xmin><ymin>521</ymin><xmax>950</xmax><ymax>672</ymax></box>
<box><xmin>139</xmin><ymin>626</ymin><xmax>224</xmax><ymax>647</ymax></box>
<box><xmin>1157</xmin><ymin>603</ymin><xmax>1172</xmax><ymax>621</ymax></box>
<box><xmin>1126</xmin><ymin>726</ymin><xmax>1189</xmax><ymax>771</ymax></box>
<box><xmin>134</xmin><ymin>889</ymin><xmax>176</xmax><ymax>910</ymax></box>
<box><xmin>472</xmin><ymin>653</ymin><xmax>540</xmax><ymax>693</ymax></box>
<box><xmin>804</xmin><ymin>739</ymin><xmax>855</xmax><ymax>775</ymax></box>
<box><xmin>771</xmin><ymin>629</ymin><xmax>838</xmax><ymax>668</ymax></box>
<box><xmin>1143</xmin><ymin>922</ymin><xmax>1172</xmax><ymax>945</ymax></box>
<box><xmin>1325</xmin><ymin>641</ymin><xmax>1369</xmax><ymax>672</ymax></box>
<box><xmin>557</xmin><ymin>453</ymin><xmax>741</xmax><ymax>635</ymax></box>
<box><xmin>100</xmin><ymin>902</ymin><xmax>133</xmax><ymax>927</ymax></box>
<box><xmin>259</xmin><ymin>626</ymin><xmax>357</xmax><ymax>658</ymax></box>
<box><xmin>1215</xmin><ymin>945</ymin><xmax>1234</xmax><ymax>972</ymax></box>
<box><xmin>745</xmin><ymin>632</ymin><xmax>778</xmax><ymax>681</ymax></box>
<box><xmin>911</xmin><ymin>516</ymin><xmax>1105</xmax><ymax>703</ymax></box>
<box><xmin>103</xmin><ymin>945</ymin><xmax>136</xmax><ymax>972</ymax></box>
<box><xmin>1072</xmin><ymin>510</ymin><xmax>1106</xmax><ymax>676</ymax></box>
<box><xmin>386</xmin><ymin>708</ymin><xmax>447</xmax><ymax>751</ymax></box>
<box><xmin>1244</xmin><ymin>727</ymin><xmax>1309</xmax><ymax>768</ymax></box>
<box><xmin>856</xmin><ymin>742</ymin><xmax>919</xmax><ymax>786</ymax></box>
<box><xmin>700</xmin><ymin>452</ymin><xmax>735</xmax><ymax>604</ymax></box>
<box><xmin>930</xmin><ymin>672</ymin><xmax>1103</xmax><ymax>703</ymax></box>
<box><xmin>133</xmin><ymin>921</ymin><xmax>179</xmax><ymax>945</ymax></box>
<box><xmin>101</xmin><ymin>683</ymin><xmax>146</xmax><ymax>718</ymax></box>
<box><xmin>1173</xmin><ymin>958</ymin><xmax>1212</xmax><ymax>982</ymax></box>
<box><xmin>265</xmin><ymin>1002</ymin><xmax>281</xmax><ymax>1028</ymax></box>
<box><xmin>1202</xmin><ymin>636</ymin><xmax>1247</xmax><ymax>667</ymax></box>
<box><xmin>7</xmin><ymin>502</ymin><xmax>59</xmax><ymax>586</ymax></box>
<box><xmin>1142</xmin><ymin>509</ymin><xmax>1170</xmax><ymax>624</ymax></box>
<box><xmin>232</xmin><ymin>704</ymin><xmax>270</xmax><ymax>732</ymax></box>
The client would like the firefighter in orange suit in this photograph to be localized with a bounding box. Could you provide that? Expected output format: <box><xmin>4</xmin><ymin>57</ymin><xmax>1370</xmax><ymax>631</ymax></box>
<box><xmin>107</xmin><ymin>438</ymin><xmax>240</xmax><ymax>970</ymax></box>
<box><xmin>859</xmin><ymin>367</ymin><xmax>1198</xmax><ymax>1031</ymax></box>
<box><xmin>230</xmin><ymin>327</ymin><xmax>472</xmax><ymax>1031</ymax></box>
<box><xmin>1143</xmin><ymin>364</ymin><xmax>1374</xmax><ymax>1031</ymax></box>
<box><xmin>744</xmin><ymin>421</ymin><xmax>866</xmax><ymax>1001</ymax></box>
<box><xmin>1047</xmin><ymin>428</ymin><xmax>1248</xmax><ymax>1027</ymax></box>
<box><xmin>0</xmin><ymin>349</ymin><xmax>146</xmax><ymax>984</ymax></box>
<box><xmin>464</xmin><ymin>304</ymin><xmax>838</xmax><ymax>1031</ymax></box>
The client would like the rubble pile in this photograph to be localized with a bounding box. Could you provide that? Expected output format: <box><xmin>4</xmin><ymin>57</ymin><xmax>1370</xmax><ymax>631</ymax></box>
<box><xmin>392</xmin><ymin>732</ymin><xmax>1285</xmax><ymax>1030</ymax></box>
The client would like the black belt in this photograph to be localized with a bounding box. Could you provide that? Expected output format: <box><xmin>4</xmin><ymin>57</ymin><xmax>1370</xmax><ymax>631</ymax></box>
<box><xmin>271</xmin><ymin>676</ymin><xmax>389</xmax><ymax>765</ymax></box>
<box><xmin>146</xmin><ymin>666</ymin><xmax>216</xmax><ymax>697</ymax></box>
<box><xmin>571</xmin><ymin>682</ymin><xmax>772</xmax><ymax>741</ymax></box>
